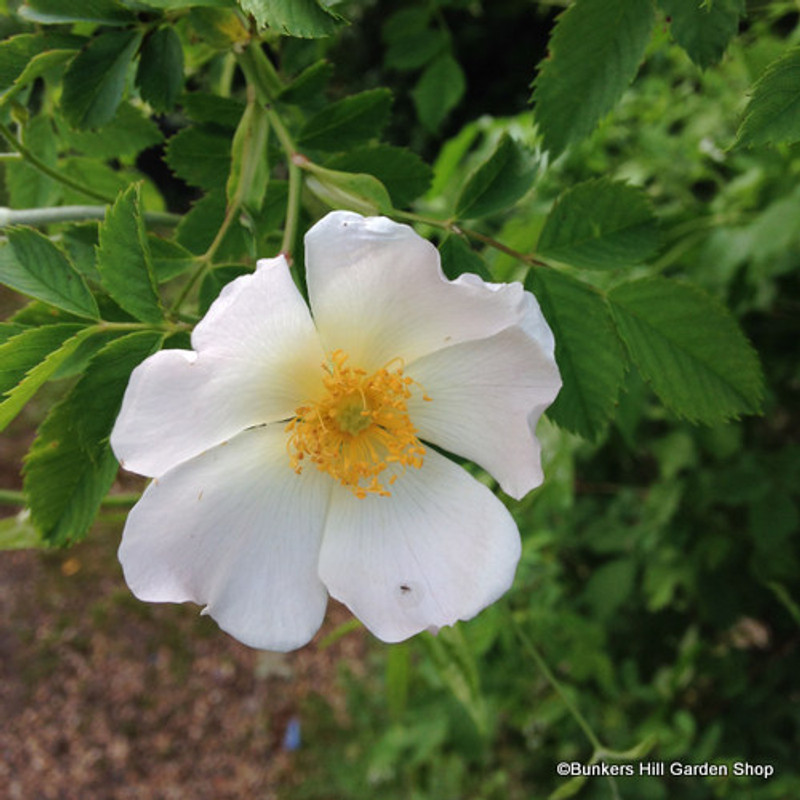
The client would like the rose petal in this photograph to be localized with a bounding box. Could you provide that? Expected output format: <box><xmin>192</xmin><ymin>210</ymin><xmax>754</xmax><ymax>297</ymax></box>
<box><xmin>407</xmin><ymin>324</ymin><xmax>562</xmax><ymax>500</ymax></box>
<box><xmin>305</xmin><ymin>211</ymin><xmax>534</xmax><ymax>369</ymax></box>
<box><xmin>111</xmin><ymin>258</ymin><xmax>325</xmax><ymax>477</ymax></box>
<box><xmin>317</xmin><ymin>449</ymin><xmax>521</xmax><ymax>643</ymax></box>
<box><xmin>119</xmin><ymin>426</ymin><xmax>332</xmax><ymax>652</ymax></box>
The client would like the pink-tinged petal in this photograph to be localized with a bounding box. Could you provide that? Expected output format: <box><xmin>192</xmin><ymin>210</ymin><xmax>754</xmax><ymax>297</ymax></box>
<box><xmin>111</xmin><ymin>258</ymin><xmax>325</xmax><ymax>478</ymax></box>
<box><xmin>318</xmin><ymin>449</ymin><xmax>521</xmax><ymax>643</ymax></box>
<box><xmin>118</xmin><ymin>426</ymin><xmax>332</xmax><ymax>652</ymax></box>
<box><xmin>305</xmin><ymin>211</ymin><xmax>534</xmax><ymax>369</ymax></box>
<box><xmin>407</xmin><ymin>324</ymin><xmax>562</xmax><ymax>500</ymax></box>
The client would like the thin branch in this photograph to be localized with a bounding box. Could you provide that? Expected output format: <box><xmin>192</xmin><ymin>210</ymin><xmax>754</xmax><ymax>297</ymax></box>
<box><xmin>0</xmin><ymin>121</ymin><xmax>114</xmax><ymax>204</ymax></box>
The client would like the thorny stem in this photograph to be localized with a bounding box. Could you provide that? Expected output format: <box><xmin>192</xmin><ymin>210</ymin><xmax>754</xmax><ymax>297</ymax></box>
<box><xmin>0</xmin><ymin>121</ymin><xmax>114</xmax><ymax>204</ymax></box>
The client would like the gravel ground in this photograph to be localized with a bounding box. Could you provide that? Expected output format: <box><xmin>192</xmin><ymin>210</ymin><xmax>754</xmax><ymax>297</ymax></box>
<box><xmin>0</xmin><ymin>519</ymin><xmax>366</xmax><ymax>800</ymax></box>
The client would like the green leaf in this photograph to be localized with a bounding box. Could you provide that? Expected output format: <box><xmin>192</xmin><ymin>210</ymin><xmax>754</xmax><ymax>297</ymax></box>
<box><xmin>149</xmin><ymin>236</ymin><xmax>197</xmax><ymax>282</ymax></box>
<box><xmin>2</xmin><ymin>228</ymin><xmax>99</xmax><ymax>319</ymax></box>
<box><xmin>56</xmin><ymin>102</ymin><xmax>163</xmax><ymax>159</ymax></box>
<box><xmin>61</xmin><ymin>29</ymin><xmax>143</xmax><ymax>129</ymax></box>
<box><xmin>199</xmin><ymin>265</ymin><xmax>250</xmax><ymax>315</ymax></box>
<box><xmin>537</xmin><ymin>178</ymin><xmax>660</xmax><ymax>269</ymax></box>
<box><xmin>298</xmin><ymin>88</ymin><xmax>393</xmax><ymax>152</ymax></box>
<box><xmin>188</xmin><ymin>7</ymin><xmax>251</xmax><ymax>49</ymax></box>
<box><xmin>532</xmin><ymin>0</ymin><xmax>654</xmax><ymax>157</ymax></box>
<box><xmin>0</xmin><ymin>323</ymin><xmax>84</xmax><ymax>397</ymax></box>
<box><xmin>420</xmin><ymin>627</ymin><xmax>488</xmax><ymax>735</ymax></box>
<box><xmin>180</xmin><ymin>92</ymin><xmax>244</xmax><ymax>127</ymax></box>
<box><xmin>135</xmin><ymin>26</ymin><xmax>184</xmax><ymax>113</ymax></box>
<box><xmin>528</xmin><ymin>269</ymin><xmax>626</xmax><ymax>439</ymax></box>
<box><xmin>412</xmin><ymin>52</ymin><xmax>465</xmax><ymax>132</ymax></box>
<box><xmin>0</xmin><ymin>510</ymin><xmax>44</xmax><ymax>551</ymax></box>
<box><xmin>658</xmin><ymin>0</ymin><xmax>745</xmax><ymax>69</ymax></box>
<box><xmin>382</xmin><ymin>8</ymin><xmax>445</xmax><ymax>71</ymax></box>
<box><xmin>19</xmin><ymin>0</ymin><xmax>135</xmax><ymax>25</ymax></box>
<box><xmin>165</xmin><ymin>125</ymin><xmax>232</xmax><ymax>189</ymax></box>
<box><xmin>1</xmin><ymin>46</ymin><xmax>77</xmax><ymax>103</ymax></box>
<box><xmin>737</xmin><ymin>46</ymin><xmax>800</xmax><ymax>148</ymax></box>
<box><xmin>140</xmin><ymin>0</ymin><xmax>235</xmax><ymax>7</ymax></box>
<box><xmin>227</xmin><ymin>99</ymin><xmax>269</xmax><ymax>210</ymax></box>
<box><xmin>24</xmin><ymin>332</ymin><xmax>164</xmax><ymax>545</ymax></box>
<box><xmin>4</xmin><ymin>114</ymin><xmax>59</xmax><ymax>209</ymax></box>
<box><xmin>278</xmin><ymin>59</ymin><xmax>333</xmax><ymax>105</ymax></box>
<box><xmin>176</xmin><ymin>190</ymin><xmax>248</xmax><ymax>256</ymax></box>
<box><xmin>455</xmin><ymin>134</ymin><xmax>537</xmax><ymax>220</ymax></box>
<box><xmin>608</xmin><ymin>277</ymin><xmax>764</xmax><ymax>424</ymax></box>
<box><xmin>0</xmin><ymin>324</ymin><xmax>95</xmax><ymax>432</ymax></box>
<box><xmin>301</xmin><ymin>160</ymin><xmax>393</xmax><ymax>215</ymax></box>
<box><xmin>439</xmin><ymin>234</ymin><xmax>492</xmax><ymax>282</ymax></box>
<box><xmin>96</xmin><ymin>184</ymin><xmax>163</xmax><ymax>323</ymax></box>
<box><xmin>0</xmin><ymin>34</ymin><xmax>45</xmax><ymax>92</ymax></box>
<box><xmin>327</xmin><ymin>144</ymin><xmax>432</xmax><ymax>207</ymax></box>
<box><xmin>238</xmin><ymin>0</ymin><xmax>346</xmax><ymax>37</ymax></box>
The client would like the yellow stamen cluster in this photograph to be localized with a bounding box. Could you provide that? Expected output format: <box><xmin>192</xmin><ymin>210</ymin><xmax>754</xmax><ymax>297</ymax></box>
<box><xmin>286</xmin><ymin>350</ymin><xmax>429</xmax><ymax>498</ymax></box>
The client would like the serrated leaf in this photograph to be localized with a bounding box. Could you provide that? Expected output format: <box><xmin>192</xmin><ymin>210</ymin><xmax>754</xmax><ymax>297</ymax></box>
<box><xmin>56</xmin><ymin>102</ymin><xmax>163</xmax><ymax>159</ymax></box>
<box><xmin>188</xmin><ymin>7</ymin><xmax>250</xmax><ymax>48</ymax></box>
<box><xmin>299</xmin><ymin>88</ymin><xmax>393</xmax><ymax>152</ymax></box>
<box><xmin>2</xmin><ymin>228</ymin><xmax>99</xmax><ymax>318</ymax></box>
<box><xmin>608</xmin><ymin>278</ymin><xmax>763</xmax><ymax>424</ymax></box>
<box><xmin>737</xmin><ymin>46</ymin><xmax>800</xmax><ymax>148</ymax></box>
<box><xmin>24</xmin><ymin>332</ymin><xmax>164</xmax><ymax>545</ymax></box>
<box><xmin>658</xmin><ymin>0</ymin><xmax>744</xmax><ymax>69</ymax></box>
<box><xmin>180</xmin><ymin>92</ymin><xmax>244</xmax><ymax>127</ymax></box>
<box><xmin>176</xmin><ymin>190</ymin><xmax>248</xmax><ymax>256</ymax></box>
<box><xmin>532</xmin><ymin>0</ymin><xmax>654</xmax><ymax>157</ymax></box>
<box><xmin>165</xmin><ymin>125</ymin><xmax>232</xmax><ymax>189</ymax></box>
<box><xmin>136</xmin><ymin>26</ymin><xmax>184</xmax><ymax>112</ymax></box>
<box><xmin>537</xmin><ymin>178</ymin><xmax>659</xmax><ymax>269</ymax></box>
<box><xmin>61</xmin><ymin>29</ymin><xmax>143</xmax><ymax>129</ymax></box>
<box><xmin>0</xmin><ymin>324</ymin><xmax>95</xmax><ymax>432</ymax></box>
<box><xmin>96</xmin><ymin>184</ymin><xmax>163</xmax><ymax>323</ymax></box>
<box><xmin>149</xmin><ymin>236</ymin><xmax>197</xmax><ymax>282</ymax></box>
<box><xmin>239</xmin><ymin>0</ymin><xmax>346</xmax><ymax>37</ymax></box>
<box><xmin>455</xmin><ymin>134</ymin><xmax>537</xmax><ymax>219</ymax></box>
<box><xmin>412</xmin><ymin>52</ymin><xmax>465</xmax><ymax>133</ymax></box>
<box><xmin>0</xmin><ymin>323</ymin><xmax>84</xmax><ymax>396</ymax></box>
<box><xmin>528</xmin><ymin>269</ymin><xmax>626</xmax><ymax>439</ymax></box>
<box><xmin>327</xmin><ymin>144</ymin><xmax>432</xmax><ymax>207</ymax></box>
<box><xmin>19</xmin><ymin>0</ymin><xmax>135</xmax><ymax>25</ymax></box>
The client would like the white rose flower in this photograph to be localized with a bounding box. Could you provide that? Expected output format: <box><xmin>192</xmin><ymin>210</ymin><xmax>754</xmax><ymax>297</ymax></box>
<box><xmin>111</xmin><ymin>211</ymin><xmax>561</xmax><ymax>651</ymax></box>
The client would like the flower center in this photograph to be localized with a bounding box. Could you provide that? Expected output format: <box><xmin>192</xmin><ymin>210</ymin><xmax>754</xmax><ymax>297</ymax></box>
<box><xmin>286</xmin><ymin>350</ymin><xmax>430</xmax><ymax>498</ymax></box>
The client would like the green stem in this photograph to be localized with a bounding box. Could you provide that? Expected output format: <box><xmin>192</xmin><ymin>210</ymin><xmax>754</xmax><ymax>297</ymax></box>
<box><xmin>512</xmin><ymin>612</ymin><xmax>604</xmax><ymax>752</ymax></box>
<box><xmin>0</xmin><ymin>121</ymin><xmax>114</xmax><ymax>204</ymax></box>
<box><xmin>282</xmin><ymin>158</ymin><xmax>302</xmax><ymax>258</ymax></box>
<box><xmin>392</xmin><ymin>208</ymin><xmax>549</xmax><ymax>269</ymax></box>
<box><xmin>0</xmin><ymin>205</ymin><xmax>181</xmax><ymax>228</ymax></box>
<box><xmin>0</xmin><ymin>489</ymin><xmax>140</xmax><ymax>508</ymax></box>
